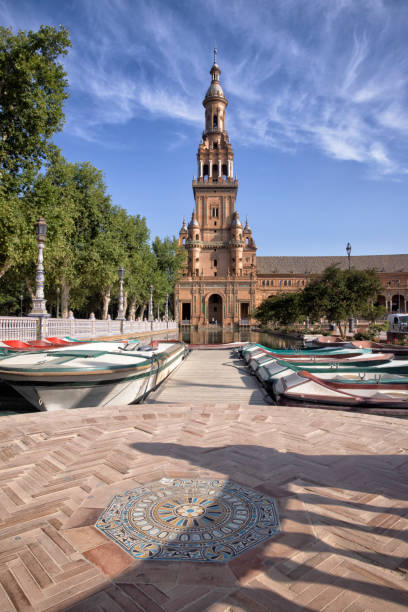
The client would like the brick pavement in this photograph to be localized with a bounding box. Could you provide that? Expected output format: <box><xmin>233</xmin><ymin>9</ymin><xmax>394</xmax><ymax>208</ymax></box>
<box><xmin>0</xmin><ymin>402</ymin><xmax>407</xmax><ymax>610</ymax></box>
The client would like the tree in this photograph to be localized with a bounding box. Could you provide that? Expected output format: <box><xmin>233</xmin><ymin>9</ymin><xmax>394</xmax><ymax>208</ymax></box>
<box><xmin>26</xmin><ymin>155</ymin><xmax>115</xmax><ymax>317</ymax></box>
<box><xmin>253</xmin><ymin>292</ymin><xmax>304</xmax><ymax>327</ymax></box>
<box><xmin>112</xmin><ymin>212</ymin><xmax>151</xmax><ymax>320</ymax></box>
<box><xmin>0</xmin><ymin>25</ymin><xmax>71</xmax><ymax>279</ymax></box>
<box><xmin>0</xmin><ymin>25</ymin><xmax>70</xmax><ymax>183</ymax></box>
<box><xmin>302</xmin><ymin>266</ymin><xmax>382</xmax><ymax>337</ymax></box>
<box><xmin>152</xmin><ymin>236</ymin><xmax>186</xmax><ymax>316</ymax></box>
<box><xmin>254</xmin><ymin>266</ymin><xmax>383</xmax><ymax>337</ymax></box>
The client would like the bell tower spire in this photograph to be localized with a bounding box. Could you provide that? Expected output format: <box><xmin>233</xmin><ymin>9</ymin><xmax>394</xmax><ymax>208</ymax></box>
<box><xmin>195</xmin><ymin>50</ymin><xmax>234</xmax><ymax>186</ymax></box>
<box><xmin>176</xmin><ymin>51</ymin><xmax>257</xmax><ymax>326</ymax></box>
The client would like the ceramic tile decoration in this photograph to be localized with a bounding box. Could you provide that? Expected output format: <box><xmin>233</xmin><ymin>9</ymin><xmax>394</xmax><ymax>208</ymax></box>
<box><xmin>95</xmin><ymin>478</ymin><xmax>280</xmax><ymax>562</ymax></box>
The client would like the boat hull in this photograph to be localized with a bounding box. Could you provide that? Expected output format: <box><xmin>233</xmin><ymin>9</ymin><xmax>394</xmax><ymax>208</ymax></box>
<box><xmin>4</xmin><ymin>345</ymin><xmax>186</xmax><ymax>411</ymax></box>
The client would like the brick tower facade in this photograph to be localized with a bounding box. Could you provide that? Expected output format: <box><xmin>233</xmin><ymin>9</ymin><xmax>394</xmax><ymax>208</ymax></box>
<box><xmin>175</xmin><ymin>49</ymin><xmax>257</xmax><ymax>327</ymax></box>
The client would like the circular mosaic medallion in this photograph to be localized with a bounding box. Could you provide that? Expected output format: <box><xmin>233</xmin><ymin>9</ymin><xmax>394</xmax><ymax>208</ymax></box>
<box><xmin>96</xmin><ymin>478</ymin><xmax>280</xmax><ymax>562</ymax></box>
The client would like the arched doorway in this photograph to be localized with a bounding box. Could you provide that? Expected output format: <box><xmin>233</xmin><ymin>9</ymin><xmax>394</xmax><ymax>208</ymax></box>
<box><xmin>392</xmin><ymin>294</ymin><xmax>405</xmax><ymax>312</ymax></box>
<box><xmin>208</xmin><ymin>294</ymin><xmax>223</xmax><ymax>325</ymax></box>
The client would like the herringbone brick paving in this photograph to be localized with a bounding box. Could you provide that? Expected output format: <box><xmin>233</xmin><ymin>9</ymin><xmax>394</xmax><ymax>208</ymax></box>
<box><xmin>0</xmin><ymin>356</ymin><xmax>407</xmax><ymax>609</ymax></box>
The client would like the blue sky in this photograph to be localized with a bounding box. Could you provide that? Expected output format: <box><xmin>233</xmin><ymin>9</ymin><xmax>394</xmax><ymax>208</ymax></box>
<box><xmin>1</xmin><ymin>0</ymin><xmax>408</xmax><ymax>256</ymax></box>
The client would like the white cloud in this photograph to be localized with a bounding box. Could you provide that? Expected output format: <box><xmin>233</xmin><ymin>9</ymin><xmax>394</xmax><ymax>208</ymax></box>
<box><xmin>2</xmin><ymin>0</ymin><xmax>408</xmax><ymax>177</ymax></box>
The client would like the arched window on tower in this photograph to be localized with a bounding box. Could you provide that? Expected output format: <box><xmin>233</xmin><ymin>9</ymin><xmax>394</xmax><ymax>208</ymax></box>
<box><xmin>213</xmin><ymin>115</ymin><xmax>218</xmax><ymax>130</ymax></box>
<box><xmin>203</xmin><ymin>164</ymin><xmax>209</xmax><ymax>182</ymax></box>
<box><xmin>213</xmin><ymin>164</ymin><xmax>218</xmax><ymax>181</ymax></box>
<box><xmin>222</xmin><ymin>164</ymin><xmax>228</xmax><ymax>181</ymax></box>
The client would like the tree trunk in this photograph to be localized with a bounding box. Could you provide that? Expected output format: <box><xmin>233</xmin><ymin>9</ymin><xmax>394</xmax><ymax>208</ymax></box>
<box><xmin>123</xmin><ymin>290</ymin><xmax>128</xmax><ymax>319</ymax></box>
<box><xmin>61</xmin><ymin>282</ymin><xmax>71</xmax><ymax>318</ymax></box>
<box><xmin>336</xmin><ymin>320</ymin><xmax>346</xmax><ymax>339</ymax></box>
<box><xmin>128</xmin><ymin>297</ymin><xmax>136</xmax><ymax>321</ymax></box>
<box><xmin>25</xmin><ymin>277</ymin><xmax>35</xmax><ymax>300</ymax></box>
<box><xmin>101</xmin><ymin>286</ymin><xmax>111</xmax><ymax>320</ymax></box>
<box><xmin>0</xmin><ymin>260</ymin><xmax>11</xmax><ymax>279</ymax></box>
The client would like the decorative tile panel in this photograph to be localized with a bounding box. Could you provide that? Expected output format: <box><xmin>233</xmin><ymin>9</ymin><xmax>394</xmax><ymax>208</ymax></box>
<box><xmin>96</xmin><ymin>478</ymin><xmax>280</xmax><ymax>562</ymax></box>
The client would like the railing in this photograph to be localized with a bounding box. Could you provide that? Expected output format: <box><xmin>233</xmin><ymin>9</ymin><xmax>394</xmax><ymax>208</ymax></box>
<box><xmin>239</xmin><ymin>319</ymin><xmax>250</xmax><ymax>326</ymax></box>
<box><xmin>0</xmin><ymin>317</ymin><xmax>178</xmax><ymax>341</ymax></box>
<box><xmin>0</xmin><ymin>317</ymin><xmax>37</xmax><ymax>341</ymax></box>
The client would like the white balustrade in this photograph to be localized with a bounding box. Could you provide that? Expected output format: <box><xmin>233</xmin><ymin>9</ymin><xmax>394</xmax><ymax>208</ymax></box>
<box><xmin>0</xmin><ymin>316</ymin><xmax>178</xmax><ymax>341</ymax></box>
<box><xmin>0</xmin><ymin>317</ymin><xmax>37</xmax><ymax>341</ymax></box>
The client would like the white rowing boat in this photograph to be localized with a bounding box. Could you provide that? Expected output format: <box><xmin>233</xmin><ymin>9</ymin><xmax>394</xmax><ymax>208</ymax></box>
<box><xmin>0</xmin><ymin>340</ymin><xmax>187</xmax><ymax>411</ymax></box>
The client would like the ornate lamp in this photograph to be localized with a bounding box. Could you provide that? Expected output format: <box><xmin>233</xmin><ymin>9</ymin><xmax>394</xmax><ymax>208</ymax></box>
<box><xmin>29</xmin><ymin>217</ymin><xmax>49</xmax><ymax>317</ymax></box>
<box><xmin>346</xmin><ymin>242</ymin><xmax>354</xmax><ymax>333</ymax></box>
<box><xmin>165</xmin><ymin>293</ymin><xmax>169</xmax><ymax>322</ymax></box>
<box><xmin>148</xmin><ymin>285</ymin><xmax>154</xmax><ymax>322</ymax></box>
<box><xmin>116</xmin><ymin>266</ymin><xmax>125</xmax><ymax>320</ymax></box>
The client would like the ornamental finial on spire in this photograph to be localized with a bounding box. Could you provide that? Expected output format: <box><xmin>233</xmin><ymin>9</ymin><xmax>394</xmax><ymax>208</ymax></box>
<box><xmin>214</xmin><ymin>45</ymin><xmax>217</xmax><ymax>64</ymax></box>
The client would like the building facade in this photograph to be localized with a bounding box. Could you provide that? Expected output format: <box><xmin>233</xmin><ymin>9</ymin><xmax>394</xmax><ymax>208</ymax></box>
<box><xmin>175</xmin><ymin>53</ymin><xmax>408</xmax><ymax>325</ymax></box>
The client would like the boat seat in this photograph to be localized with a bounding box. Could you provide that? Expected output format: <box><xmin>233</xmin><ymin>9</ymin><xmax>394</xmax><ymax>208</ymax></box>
<box><xmin>119</xmin><ymin>343</ymin><xmax>141</xmax><ymax>352</ymax></box>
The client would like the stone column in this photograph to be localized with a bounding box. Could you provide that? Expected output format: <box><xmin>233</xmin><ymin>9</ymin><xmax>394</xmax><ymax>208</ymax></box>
<box><xmin>209</xmin><ymin>160</ymin><xmax>213</xmax><ymax>178</ymax></box>
<box><xmin>218</xmin><ymin>159</ymin><xmax>221</xmax><ymax>178</ymax></box>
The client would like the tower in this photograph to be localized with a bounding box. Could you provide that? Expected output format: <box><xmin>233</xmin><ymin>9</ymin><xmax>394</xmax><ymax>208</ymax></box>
<box><xmin>176</xmin><ymin>50</ymin><xmax>257</xmax><ymax>327</ymax></box>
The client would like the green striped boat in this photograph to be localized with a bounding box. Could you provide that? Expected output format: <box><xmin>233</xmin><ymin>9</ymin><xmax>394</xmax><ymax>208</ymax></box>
<box><xmin>0</xmin><ymin>340</ymin><xmax>187</xmax><ymax>411</ymax></box>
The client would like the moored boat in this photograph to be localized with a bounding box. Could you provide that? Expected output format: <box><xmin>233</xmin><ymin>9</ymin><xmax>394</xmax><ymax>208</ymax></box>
<box><xmin>249</xmin><ymin>351</ymin><xmax>392</xmax><ymax>370</ymax></box>
<box><xmin>241</xmin><ymin>342</ymin><xmax>371</xmax><ymax>364</ymax></box>
<box><xmin>247</xmin><ymin>347</ymin><xmax>379</xmax><ymax>374</ymax></box>
<box><xmin>273</xmin><ymin>370</ymin><xmax>408</xmax><ymax>409</ymax></box>
<box><xmin>0</xmin><ymin>340</ymin><xmax>186</xmax><ymax>411</ymax></box>
<box><xmin>256</xmin><ymin>357</ymin><xmax>408</xmax><ymax>393</ymax></box>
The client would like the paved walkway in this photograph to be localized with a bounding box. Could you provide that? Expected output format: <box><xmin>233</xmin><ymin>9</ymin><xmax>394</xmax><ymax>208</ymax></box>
<box><xmin>0</xmin><ymin>395</ymin><xmax>407</xmax><ymax>610</ymax></box>
<box><xmin>147</xmin><ymin>348</ymin><xmax>269</xmax><ymax>405</ymax></box>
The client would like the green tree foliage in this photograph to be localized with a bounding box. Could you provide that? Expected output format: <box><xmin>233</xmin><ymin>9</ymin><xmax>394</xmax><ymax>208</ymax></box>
<box><xmin>254</xmin><ymin>266</ymin><xmax>383</xmax><ymax>338</ymax></box>
<box><xmin>0</xmin><ymin>25</ymin><xmax>70</xmax><ymax>278</ymax></box>
<box><xmin>253</xmin><ymin>292</ymin><xmax>304</xmax><ymax>327</ymax></box>
<box><xmin>0</xmin><ymin>25</ymin><xmax>70</xmax><ymax>184</ymax></box>
<box><xmin>151</xmin><ymin>236</ymin><xmax>186</xmax><ymax>315</ymax></box>
<box><xmin>302</xmin><ymin>266</ymin><xmax>382</xmax><ymax>337</ymax></box>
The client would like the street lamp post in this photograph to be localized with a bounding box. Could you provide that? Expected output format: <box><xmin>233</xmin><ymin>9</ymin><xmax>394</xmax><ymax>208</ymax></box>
<box><xmin>148</xmin><ymin>285</ymin><xmax>154</xmax><ymax>323</ymax></box>
<box><xmin>346</xmin><ymin>242</ymin><xmax>354</xmax><ymax>334</ymax></box>
<box><xmin>29</xmin><ymin>217</ymin><xmax>49</xmax><ymax>317</ymax></box>
<box><xmin>346</xmin><ymin>242</ymin><xmax>351</xmax><ymax>271</ymax></box>
<box><xmin>304</xmin><ymin>270</ymin><xmax>309</xmax><ymax>329</ymax></box>
<box><xmin>116</xmin><ymin>266</ymin><xmax>125</xmax><ymax>320</ymax></box>
<box><xmin>56</xmin><ymin>287</ymin><xmax>60</xmax><ymax>319</ymax></box>
<box><xmin>157</xmin><ymin>303</ymin><xmax>160</xmax><ymax>320</ymax></box>
<box><xmin>20</xmin><ymin>294</ymin><xmax>23</xmax><ymax>317</ymax></box>
<box><xmin>397</xmin><ymin>279</ymin><xmax>401</xmax><ymax>313</ymax></box>
<box><xmin>165</xmin><ymin>293</ymin><xmax>169</xmax><ymax>323</ymax></box>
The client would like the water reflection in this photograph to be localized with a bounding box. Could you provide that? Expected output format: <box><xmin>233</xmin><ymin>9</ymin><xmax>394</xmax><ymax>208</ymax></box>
<box><xmin>179</xmin><ymin>326</ymin><xmax>301</xmax><ymax>350</ymax></box>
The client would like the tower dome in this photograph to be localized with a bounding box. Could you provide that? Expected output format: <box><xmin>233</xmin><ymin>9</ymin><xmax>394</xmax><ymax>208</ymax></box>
<box><xmin>188</xmin><ymin>211</ymin><xmax>199</xmax><ymax>228</ymax></box>
<box><xmin>179</xmin><ymin>218</ymin><xmax>188</xmax><ymax>234</ymax></box>
<box><xmin>203</xmin><ymin>47</ymin><xmax>226</xmax><ymax>103</ymax></box>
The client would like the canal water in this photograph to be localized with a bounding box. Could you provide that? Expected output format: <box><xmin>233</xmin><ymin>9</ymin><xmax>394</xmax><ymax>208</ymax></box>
<box><xmin>179</xmin><ymin>327</ymin><xmax>300</xmax><ymax>349</ymax></box>
<box><xmin>0</xmin><ymin>328</ymin><xmax>295</xmax><ymax>416</ymax></box>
